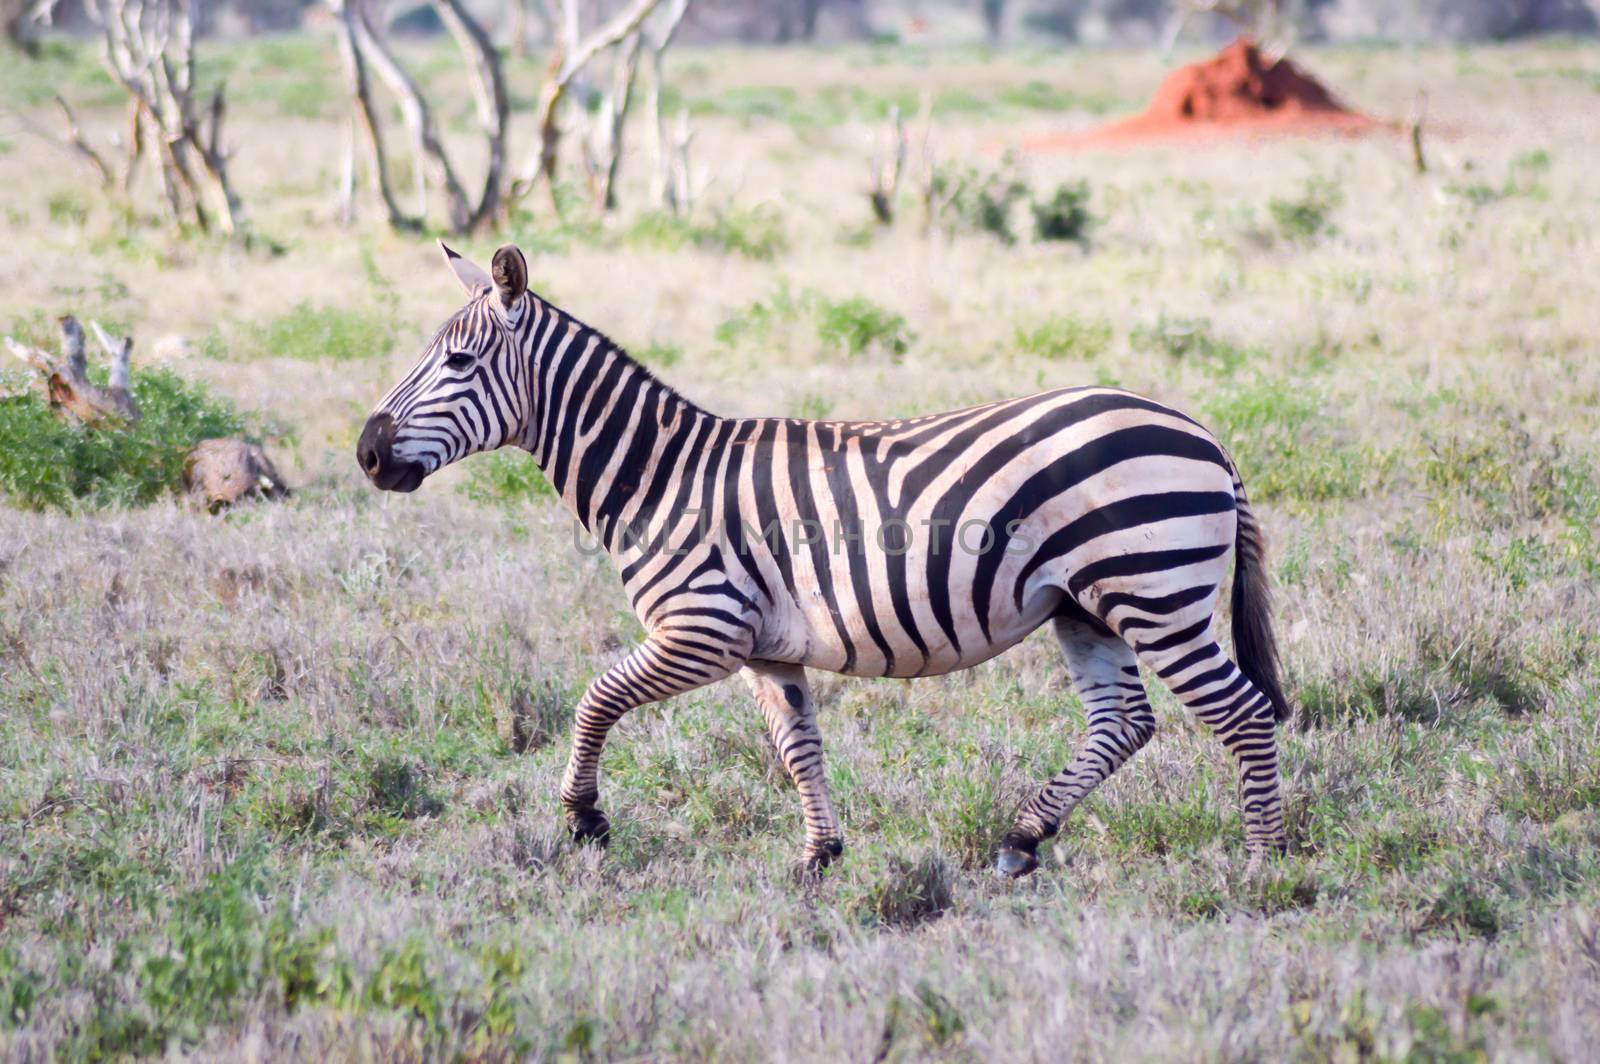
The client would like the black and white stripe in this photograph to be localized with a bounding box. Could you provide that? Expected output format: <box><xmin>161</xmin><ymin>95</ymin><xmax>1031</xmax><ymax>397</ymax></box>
<box><xmin>362</xmin><ymin>242</ymin><xmax>1291</xmax><ymax>875</ymax></box>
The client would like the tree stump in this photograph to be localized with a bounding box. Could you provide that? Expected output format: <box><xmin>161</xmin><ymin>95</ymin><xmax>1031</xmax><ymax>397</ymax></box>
<box><xmin>183</xmin><ymin>439</ymin><xmax>290</xmax><ymax>513</ymax></box>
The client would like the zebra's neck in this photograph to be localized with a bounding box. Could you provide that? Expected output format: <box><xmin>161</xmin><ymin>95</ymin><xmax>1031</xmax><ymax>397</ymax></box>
<box><xmin>516</xmin><ymin>297</ymin><xmax>715</xmax><ymax>549</ymax></box>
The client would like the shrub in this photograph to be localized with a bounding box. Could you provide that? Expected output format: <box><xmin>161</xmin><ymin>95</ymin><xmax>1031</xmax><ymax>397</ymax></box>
<box><xmin>1268</xmin><ymin>177</ymin><xmax>1342</xmax><ymax>244</ymax></box>
<box><xmin>718</xmin><ymin>285</ymin><xmax>912</xmax><ymax>360</ymax></box>
<box><xmin>929</xmin><ymin>161</ymin><xmax>1030</xmax><ymax>243</ymax></box>
<box><xmin>366</xmin><ymin>759</ymin><xmax>444</xmax><ymax>822</ymax></box>
<box><xmin>714</xmin><ymin>283</ymin><xmax>808</xmax><ymax>349</ymax></box>
<box><xmin>1031</xmin><ymin>179</ymin><xmax>1094</xmax><ymax>244</ymax></box>
<box><xmin>459</xmin><ymin>449</ymin><xmax>555</xmax><ymax>508</ymax></box>
<box><xmin>48</xmin><ymin>190</ymin><xmax>91</xmax><ymax>227</ymax></box>
<box><xmin>813</xmin><ymin>295</ymin><xmax>913</xmax><ymax>359</ymax></box>
<box><xmin>0</xmin><ymin>368</ymin><xmax>245</xmax><ymax>510</ymax></box>
<box><xmin>1013</xmin><ymin>313</ymin><xmax>1112</xmax><ymax>360</ymax></box>
<box><xmin>848</xmin><ymin>851</ymin><xmax>954</xmax><ymax>929</ymax></box>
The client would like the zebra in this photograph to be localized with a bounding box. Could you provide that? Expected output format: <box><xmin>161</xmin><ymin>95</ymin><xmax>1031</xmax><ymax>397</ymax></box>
<box><xmin>357</xmin><ymin>243</ymin><xmax>1292</xmax><ymax>877</ymax></box>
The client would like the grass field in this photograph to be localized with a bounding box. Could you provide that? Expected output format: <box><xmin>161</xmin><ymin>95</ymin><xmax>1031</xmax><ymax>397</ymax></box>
<box><xmin>3</xmin><ymin>33</ymin><xmax>1600</xmax><ymax>1061</ymax></box>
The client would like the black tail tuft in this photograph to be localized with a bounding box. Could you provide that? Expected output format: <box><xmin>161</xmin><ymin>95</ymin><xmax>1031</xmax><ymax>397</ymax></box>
<box><xmin>1231</xmin><ymin>490</ymin><xmax>1291</xmax><ymax>724</ymax></box>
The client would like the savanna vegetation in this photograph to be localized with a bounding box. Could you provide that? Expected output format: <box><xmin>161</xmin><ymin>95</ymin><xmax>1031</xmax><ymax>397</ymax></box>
<box><xmin>2</xmin><ymin>20</ymin><xmax>1598</xmax><ymax>1062</ymax></box>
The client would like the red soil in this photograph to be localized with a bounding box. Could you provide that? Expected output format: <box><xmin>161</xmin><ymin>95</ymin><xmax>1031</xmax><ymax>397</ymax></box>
<box><xmin>1026</xmin><ymin>38</ymin><xmax>1384</xmax><ymax>152</ymax></box>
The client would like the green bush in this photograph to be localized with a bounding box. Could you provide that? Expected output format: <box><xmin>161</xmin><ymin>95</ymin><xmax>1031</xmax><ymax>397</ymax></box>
<box><xmin>1130</xmin><ymin>313</ymin><xmax>1252</xmax><ymax>375</ymax></box>
<box><xmin>1013</xmin><ymin>312</ymin><xmax>1112</xmax><ymax>360</ymax></box>
<box><xmin>929</xmin><ymin>161</ymin><xmax>1030</xmax><ymax>243</ymax></box>
<box><xmin>460</xmin><ymin>449</ymin><xmax>555</xmax><ymax>508</ymax></box>
<box><xmin>1268</xmin><ymin>177</ymin><xmax>1342</xmax><ymax>244</ymax></box>
<box><xmin>714</xmin><ymin>283</ymin><xmax>808</xmax><ymax>349</ymax></box>
<box><xmin>814</xmin><ymin>295</ymin><xmax>913</xmax><ymax>359</ymax></box>
<box><xmin>1031</xmin><ymin>179</ymin><xmax>1094</xmax><ymax>244</ymax></box>
<box><xmin>0</xmin><ymin>368</ymin><xmax>245</xmax><ymax>510</ymax></box>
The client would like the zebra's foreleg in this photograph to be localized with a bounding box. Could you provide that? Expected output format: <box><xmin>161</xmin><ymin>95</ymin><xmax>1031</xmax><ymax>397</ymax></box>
<box><xmin>740</xmin><ymin>662</ymin><xmax>844</xmax><ymax>873</ymax></box>
<box><xmin>997</xmin><ymin>618</ymin><xmax>1156</xmax><ymax>878</ymax></box>
<box><xmin>560</xmin><ymin>631</ymin><xmax>744</xmax><ymax>845</ymax></box>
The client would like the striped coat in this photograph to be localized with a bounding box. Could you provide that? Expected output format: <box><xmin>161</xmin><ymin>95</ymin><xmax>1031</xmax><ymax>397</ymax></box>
<box><xmin>358</xmin><ymin>243</ymin><xmax>1290</xmax><ymax>876</ymax></box>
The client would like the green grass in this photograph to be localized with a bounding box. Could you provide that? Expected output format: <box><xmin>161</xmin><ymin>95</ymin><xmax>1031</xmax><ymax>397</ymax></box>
<box><xmin>716</xmin><ymin>284</ymin><xmax>913</xmax><ymax>360</ymax></box>
<box><xmin>2</xmin><ymin>34</ymin><xmax>1599</xmax><ymax>1064</ymax></box>
<box><xmin>205</xmin><ymin>302</ymin><xmax>398</xmax><ymax>363</ymax></box>
<box><xmin>1201</xmin><ymin>378</ymin><xmax>1375</xmax><ymax>504</ymax></box>
<box><xmin>626</xmin><ymin>205</ymin><xmax>789</xmax><ymax>261</ymax></box>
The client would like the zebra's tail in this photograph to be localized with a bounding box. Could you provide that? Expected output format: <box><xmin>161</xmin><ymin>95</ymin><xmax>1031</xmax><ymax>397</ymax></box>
<box><xmin>1229</xmin><ymin>469</ymin><xmax>1291</xmax><ymax>724</ymax></box>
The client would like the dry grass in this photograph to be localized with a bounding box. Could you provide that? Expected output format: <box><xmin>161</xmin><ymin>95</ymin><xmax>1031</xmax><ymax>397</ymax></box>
<box><xmin>2</xmin><ymin>35</ymin><xmax>1599</xmax><ymax>1062</ymax></box>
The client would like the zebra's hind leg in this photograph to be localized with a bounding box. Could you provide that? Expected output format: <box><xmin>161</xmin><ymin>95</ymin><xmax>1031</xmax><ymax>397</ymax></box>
<box><xmin>560</xmin><ymin>630</ymin><xmax>744</xmax><ymax>847</ymax></box>
<box><xmin>740</xmin><ymin>662</ymin><xmax>844</xmax><ymax>874</ymax></box>
<box><xmin>997</xmin><ymin>615</ymin><xmax>1156</xmax><ymax>878</ymax></box>
<box><xmin>1134</xmin><ymin>620</ymin><xmax>1287</xmax><ymax>856</ymax></box>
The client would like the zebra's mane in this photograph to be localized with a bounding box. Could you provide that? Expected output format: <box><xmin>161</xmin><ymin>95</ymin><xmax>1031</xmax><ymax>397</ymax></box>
<box><xmin>535</xmin><ymin>293</ymin><xmax>707</xmax><ymax>418</ymax></box>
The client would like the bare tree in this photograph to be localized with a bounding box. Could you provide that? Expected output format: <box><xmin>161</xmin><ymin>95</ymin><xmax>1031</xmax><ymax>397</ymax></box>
<box><xmin>582</xmin><ymin>30</ymin><xmax>646</xmax><ymax>212</ymax></box>
<box><xmin>331</xmin><ymin>0</ymin><xmax>416</xmax><ymax>229</ymax></box>
<box><xmin>643</xmin><ymin>0</ymin><xmax>694</xmax><ymax>212</ymax></box>
<box><xmin>981</xmin><ymin>0</ymin><xmax>1005</xmax><ymax>41</ymax></box>
<box><xmin>333</xmin><ymin>0</ymin><xmax>687</xmax><ymax>229</ymax></box>
<box><xmin>82</xmin><ymin>0</ymin><xmax>248</xmax><ymax>236</ymax></box>
<box><xmin>578</xmin><ymin>0</ymin><xmax>692</xmax><ymax>213</ymax></box>
<box><xmin>4</xmin><ymin>0</ymin><xmax>33</xmax><ymax>52</ymax></box>
<box><xmin>512</xmin><ymin>0</ymin><xmax>669</xmax><ymax>211</ymax></box>
<box><xmin>331</xmin><ymin>0</ymin><xmax>508</xmax><ymax>234</ymax></box>
<box><xmin>1162</xmin><ymin>0</ymin><xmax>1294</xmax><ymax>55</ymax></box>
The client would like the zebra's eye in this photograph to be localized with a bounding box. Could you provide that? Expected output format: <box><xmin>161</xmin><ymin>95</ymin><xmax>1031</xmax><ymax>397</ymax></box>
<box><xmin>444</xmin><ymin>350</ymin><xmax>476</xmax><ymax>371</ymax></box>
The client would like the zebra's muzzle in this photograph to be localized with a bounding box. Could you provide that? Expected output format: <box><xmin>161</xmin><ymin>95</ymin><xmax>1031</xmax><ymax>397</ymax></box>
<box><xmin>358</xmin><ymin>412</ymin><xmax>426</xmax><ymax>493</ymax></box>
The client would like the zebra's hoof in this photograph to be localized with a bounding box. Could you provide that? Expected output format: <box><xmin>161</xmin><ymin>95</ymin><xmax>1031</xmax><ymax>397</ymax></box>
<box><xmin>995</xmin><ymin>844</ymin><xmax>1039</xmax><ymax>879</ymax></box>
<box><xmin>569</xmin><ymin>809</ymin><xmax>611</xmax><ymax>847</ymax></box>
<box><xmin>802</xmin><ymin>838</ymin><xmax>845</xmax><ymax>877</ymax></box>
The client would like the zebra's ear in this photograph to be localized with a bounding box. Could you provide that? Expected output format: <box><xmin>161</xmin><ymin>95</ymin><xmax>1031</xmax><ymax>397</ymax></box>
<box><xmin>490</xmin><ymin>245</ymin><xmax>528</xmax><ymax>311</ymax></box>
<box><xmin>439</xmin><ymin>240</ymin><xmax>492</xmax><ymax>296</ymax></box>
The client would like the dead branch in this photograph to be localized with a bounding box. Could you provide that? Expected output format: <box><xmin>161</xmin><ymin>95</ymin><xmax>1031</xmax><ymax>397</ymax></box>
<box><xmin>1409</xmin><ymin>90</ymin><xmax>1428</xmax><ymax>175</ymax></box>
<box><xmin>3</xmin><ymin>316</ymin><xmax>140</xmax><ymax>425</ymax></box>
<box><xmin>2</xmin><ymin>96</ymin><xmax>115</xmax><ymax>188</ymax></box>
<box><xmin>670</xmin><ymin>109</ymin><xmax>696</xmax><ymax>214</ymax></box>
<box><xmin>53</xmin><ymin>96</ymin><xmax>115</xmax><ymax>188</ymax></box>
<box><xmin>433</xmin><ymin>0</ymin><xmax>510</xmax><ymax>230</ymax></box>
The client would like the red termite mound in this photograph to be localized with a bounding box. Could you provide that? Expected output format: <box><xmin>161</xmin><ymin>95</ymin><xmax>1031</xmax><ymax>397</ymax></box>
<box><xmin>1028</xmin><ymin>37</ymin><xmax>1381</xmax><ymax>151</ymax></box>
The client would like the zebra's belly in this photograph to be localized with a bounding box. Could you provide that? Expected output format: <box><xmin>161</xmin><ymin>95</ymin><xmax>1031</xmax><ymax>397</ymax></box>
<box><xmin>752</xmin><ymin>585</ymin><xmax>1063</xmax><ymax>679</ymax></box>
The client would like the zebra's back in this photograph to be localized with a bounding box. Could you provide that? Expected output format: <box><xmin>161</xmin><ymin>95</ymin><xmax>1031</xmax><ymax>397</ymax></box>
<box><xmin>710</xmin><ymin>387</ymin><xmax>1239</xmax><ymax>678</ymax></box>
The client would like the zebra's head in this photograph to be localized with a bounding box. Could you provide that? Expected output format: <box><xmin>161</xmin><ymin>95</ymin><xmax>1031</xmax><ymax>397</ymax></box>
<box><xmin>359</xmin><ymin>242</ymin><xmax>530</xmax><ymax>493</ymax></box>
